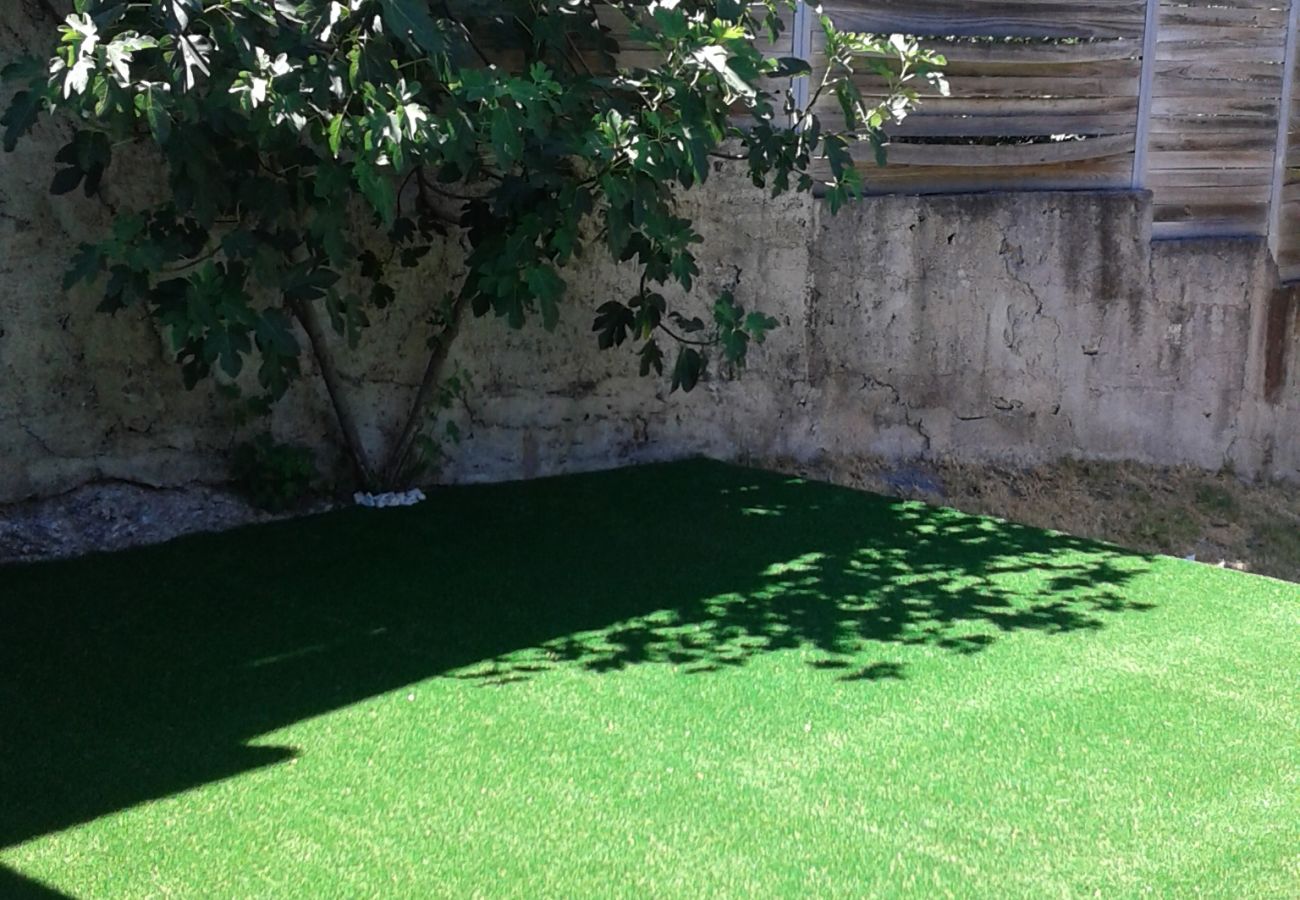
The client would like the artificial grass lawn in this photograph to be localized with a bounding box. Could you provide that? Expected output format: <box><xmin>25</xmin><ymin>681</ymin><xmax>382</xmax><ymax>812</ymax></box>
<box><xmin>1</xmin><ymin>459</ymin><xmax>1297</xmax><ymax>897</ymax></box>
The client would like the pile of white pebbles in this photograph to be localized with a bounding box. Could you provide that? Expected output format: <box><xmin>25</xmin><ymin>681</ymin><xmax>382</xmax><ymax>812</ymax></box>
<box><xmin>353</xmin><ymin>489</ymin><xmax>427</xmax><ymax>508</ymax></box>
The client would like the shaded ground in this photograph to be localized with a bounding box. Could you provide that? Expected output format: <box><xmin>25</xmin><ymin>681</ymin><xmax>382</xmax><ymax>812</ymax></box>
<box><xmin>4</xmin><ymin>457</ymin><xmax>1295</xmax><ymax>585</ymax></box>
<box><xmin>0</xmin><ymin>481</ymin><xmax>289</xmax><ymax>564</ymax></box>
<box><xmin>1</xmin><ymin>459</ymin><xmax>1296</xmax><ymax>896</ymax></box>
<box><xmin>766</xmin><ymin>455</ymin><xmax>1300</xmax><ymax>584</ymax></box>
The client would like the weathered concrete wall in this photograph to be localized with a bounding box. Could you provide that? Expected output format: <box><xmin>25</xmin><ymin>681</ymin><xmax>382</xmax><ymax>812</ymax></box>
<box><xmin>2</xmin><ymin>6</ymin><xmax>1297</xmax><ymax>502</ymax></box>
<box><xmin>440</xmin><ymin>188</ymin><xmax>1299</xmax><ymax>490</ymax></box>
<box><xmin>799</xmin><ymin>195</ymin><xmax>1298</xmax><ymax>481</ymax></box>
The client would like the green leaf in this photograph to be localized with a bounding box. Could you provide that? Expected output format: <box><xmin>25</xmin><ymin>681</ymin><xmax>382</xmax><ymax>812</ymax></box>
<box><xmin>166</xmin><ymin>0</ymin><xmax>194</xmax><ymax>30</ymax></box>
<box><xmin>141</xmin><ymin>85</ymin><xmax>172</xmax><ymax>144</ymax></box>
<box><xmin>823</xmin><ymin>133</ymin><xmax>852</xmax><ymax>181</ymax></box>
<box><xmin>82</xmin><ymin>162</ymin><xmax>105</xmax><ymax>197</ymax></box>
<box><xmin>176</xmin><ymin>33</ymin><xmax>211</xmax><ymax>90</ymax></box>
<box><xmin>98</xmin><ymin>265</ymin><xmax>132</xmax><ymax>313</ymax></box>
<box><xmin>221</xmin><ymin>229</ymin><xmax>258</xmax><ymax>259</ymax></box>
<box><xmin>207</xmin><ymin>326</ymin><xmax>249</xmax><ymax>378</ymax></box>
<box><xmin>713</xmin><ymin>291</ymin><xmax>741</xmax><ymax>329</ymax></box>
<box><xmin>324</xmin><ymin>290</ymin><xmax>369</xmax><ymax>347</ymax></box>
<box><xmin>355</xmin><ymin>160</ymin><xmax>397</xmax><ymax>224</ymax></box>
<box><xmin>379</xmin><ymin>0</ymin><xmax>447</xmax><ymax>56</ymax></box>
<box><xmin>592</xmin><ymin>300</ymin><xmax>634</xmax><ymax>350</ymax></box>
<box><xmin>282</xmin><ymin>264</ymin><xmax>340</xmax><ymax>303</ymax></box>
<box><xmin>691</xmin><ymin>46</ymin><xmax>755</xmax><ymax>99</ymax></box>
<box><xmin>254</xmin><ymin>308</ymin><xmax>300</xmax><ymax>359</ymax></box>
<box><xmin>631</xmin><ymin>291</ymin><xmax>665</xmax><ymax>339</ymax></box>
<box><xmin>721</xmin><ymin>326</ymin><xmax>748</xmax><ymax>364</ymax></box>
<box><xmin>668</xmin><ymin>311</ymin><xmax>706</xmax><ymax>334</ymax></box>
<box><xmin>370</xmin><ymin>282</ymin><xmax>396</xmax><ymax>309</ymax></box>
<box><xmin>1</xmin><ymin>57</ymin><xmax>44</xmax><ymax>84</ymax></box>
<box><xmin>670</xmin><ymin>347</ymin><xmax>704</xmax><ymax>393</ymax></box>
<box><xmin>327</xmin><ymin>113</ymin><xmax>345</xmax><ymax>157</ymax></box>
<box><xmin>744</xmin><ymin>311</ymin><xmax>780</xmax><ymax>343</ymax></box>
<box><xmin>638</xmin><ymin>339</ymin><xmax>664</xmax><ymax>377</ymax></box>
<box><xmin>63</xmin><ymin>243</ymin><xmax>103</xmax><ymax>291</ymax></box>
<box><xmin>490</xmin><ymin>106</ymin><xmax>523</xmax><ymax>167</ymax></box>
<box><xmin>870</xmin><ymin>131</ymin><xmax>887</xmax><ymax>168</ymax></box>
<box><xmin>1</xmin><ymin>89</ymin><xmax>42</xmax><ymax>153</ymax></box>
<box><xmin>50</xmin><ymin>166</ymin><xmax>84</xmax><ymax>195</ymax></box>
<box><xmin>774</xmin><ymin>56</ymin><xmax>812</xmax><ymax>77</ymax></box>
<box><xmin>526</xmin><ymin>265</ymin><xmax>565</xmax><ymax>331</ymax></box>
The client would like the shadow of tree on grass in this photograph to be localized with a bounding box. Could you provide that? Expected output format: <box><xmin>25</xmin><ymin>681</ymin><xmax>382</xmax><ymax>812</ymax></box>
<box><xmin>0</xmin><ymin>458</ymin><xmax>1155</xmax><ymax>854</ymax></box>
<box><xmin>451</xmin><ymin>486</ymin><xmax>1153</xmax><ymax>685</ymax></box>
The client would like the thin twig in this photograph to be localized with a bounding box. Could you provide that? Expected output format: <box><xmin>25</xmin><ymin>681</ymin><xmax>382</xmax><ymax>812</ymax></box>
<box><xmin>658</xmin><ymin>322</ymin><xmax>717</xmax><ymax>347</ymax></box>
<box><xmin>159</xmin><ymin>241</ymin><xmax>223</xmax><ymax>273</ymax></box>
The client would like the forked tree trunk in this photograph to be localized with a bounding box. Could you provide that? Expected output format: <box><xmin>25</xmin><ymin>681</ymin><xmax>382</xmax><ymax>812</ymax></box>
<box><xmin>379</xmin><ymin>297</ymin><xmax>468</xmax><ymax>488</ymax></box>
<box><xmin>291</xmin><ymin>298</ymin><xmax>378</xmax><ymax>490</ymax></box>
<box><xmin>293</xmin><ymin>295</ymin><xmax>468</xmax><ymax>493</ymax></box>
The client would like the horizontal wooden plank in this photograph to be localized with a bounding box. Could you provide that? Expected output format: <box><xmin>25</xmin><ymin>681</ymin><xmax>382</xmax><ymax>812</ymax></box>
<box><xmin>1155</xmin><ymin>24</ymin><xmax>1287</xmax><ymax>52</ymax></box>
<box><xmin>1151</xmin><ymin>96</ymin><xmax>1284</xmax><ymax>119</ymax></box>
<box><xmin>1149</xmin><ymin>130</ymin><xmax>1278</xmax><ymax>152</ymax></box>
<box><xmin>819</xmin><ymin>0</ymin><xmax>1147</xmax><ymax>38</ymax></box>
<box><xmin>811</xmin><ymin>47</ymin><xmax>1143</xmax><ymax>78</ymax></box>
<box><xmin>1147</xmin><ymin>149</ymin><xmax>1276</xmax><ymax>169</ymax></box>
<box><xmin>1153</xmin><ymin>59</ymin><xmax>1289</xmax><ymax>84</ymax></box>
<box><xmin>1154</xmin><ymin>202</ymin><xmax>1269</xmax><ymax>226</ymax></box>
<box><xmin>1157</xmin><ymin>42</ymin><xmax>1292</xmax><ymax>61</ymax></box>
<box><xmin>1152</xmin><ymin>218</ymin><xmax>1268</xmax><ymax>238</ymax></box>
<box><xmin>813</xmin><ymin>157</ymin><xmax>1133</xmax><ymax>193</ymax></box>
<box><xmin>848</xmin><ymin>74</ymin><xmax>1140</xmax><ymax>98</ymax></box>
<box><xmin>1153</xmin><ymin>77</ymin><xmax>1285</xmax><ymax>100</ymax></box>
<box><xmin>869</xmin><ymin>36</ymin><xmax>1142</xmax><ymax>64</ymax></box>
<box><xmin>824</xmin><ymin>95</ymin><xmax>1140</xmax><ymax>117</ymax></box>
<box><xmin>888</xmin><ymin>112</ymin><xmax>1138</xmax><ymax>137</ymax></box>
<box><xmin>1148</xmin><ymin>168</ymin><xmax>1275</xmax><ymax>188</ymax></box>
<box><xmin>873</xmin><ymin>133</ymin><xmax>1135</xmax><ymax>166</ymax></box>
<box><xmin>1150</xmin><ymin>115</ymin><xmax>1284</xmax><ymax>133</ymax></box>
<box><xmin>1159</xmin><ymin>4</ymin><xmax>1290</xmax><ymax>29</ymax></box>
<box><xmin>1160</xmin><ymin>0</ymin><xmax>1290</xmax><ymax>8</ymax></box>
<box><xmin>1276</xmin><ymin>262</ymin><xmax>1300</xmax><ymax>283</ymax></box>
<box><xmin>1149</xmin><ymin>183</ymin><xmax>1273</xmax><ymax>204</ymax></box>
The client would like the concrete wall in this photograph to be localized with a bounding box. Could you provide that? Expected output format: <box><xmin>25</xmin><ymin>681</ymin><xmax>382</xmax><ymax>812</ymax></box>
<box><xmin>798</xmin><ymin>195</ymin><xmax>1298</xmax><ymax>482</ymax></box>
<box><xmin>3</xmin><ymin>9</ymin><xmax>1297</xmax><ymax>502</ymax></box>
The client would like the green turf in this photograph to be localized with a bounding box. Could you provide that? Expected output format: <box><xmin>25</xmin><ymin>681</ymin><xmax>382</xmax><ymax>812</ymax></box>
<box><xmin>1</xmin><ymin>459</ymin><xmax>1296</xmax><ymax>897</ymax></box>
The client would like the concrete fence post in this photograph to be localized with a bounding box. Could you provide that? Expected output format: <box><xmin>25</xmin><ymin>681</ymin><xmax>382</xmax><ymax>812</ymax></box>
<box><xmin>1131</xmin><ymin>0</ymin><xmax>1160</xmax><ymax>190</ymax></box>
<box><xmin>1269</xmin><ymin>0</ymin><xmax>1300</xmax><ymax>260</ymax></box>
<box><xmin>791</xmin><ymin>0</ymin><xmax>813</xmax><ymax>128</ymax></box>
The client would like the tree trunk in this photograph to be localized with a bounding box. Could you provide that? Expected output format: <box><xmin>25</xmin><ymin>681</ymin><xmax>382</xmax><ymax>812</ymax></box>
<box><xmin>380</xmin><ymin>297</ymin><xmax>468</xmax><ymax>488</ymax></box>
<box><xmin>292</xmin><ymin>298</ymin><xmax>378</xmax><ymax>490</ymax></box>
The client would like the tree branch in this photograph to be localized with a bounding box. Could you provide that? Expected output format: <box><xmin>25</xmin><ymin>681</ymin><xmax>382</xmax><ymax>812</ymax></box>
<box><xmin>658</xmin><ymin>321</ymin><xmax>717</xmax><ymax>347</ymax></box>
<box><xmin>159</xmin><ymin>241</ymin><xmax>222</xmax><ymax>273</ymax></box>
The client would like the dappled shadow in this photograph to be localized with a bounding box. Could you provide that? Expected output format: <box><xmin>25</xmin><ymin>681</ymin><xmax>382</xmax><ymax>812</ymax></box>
<box><xmin>450</xmin><ymin>493</ymin><xmax>1154</xmax><ymax>684</ymax></box>
<box><xmin>0</xmin><ymin>459</ymin><xmax>1155</xmax><ymax>852</ymax></box>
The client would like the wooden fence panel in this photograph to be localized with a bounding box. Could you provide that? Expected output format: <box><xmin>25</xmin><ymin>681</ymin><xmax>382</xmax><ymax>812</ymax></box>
<box><xmin>1147</xmin><ymin>0</ymin><xmax>1292</xmax><ymax>237</ymax></box>
<box><xmin>585</xmin><ymin>0</ymin><xmax>1300</xmax><ymax>278</ymax></box>
<box><xmin>808</xmin><ymin>0</ymin><xmax>1145</xmax><ymax>193</ymax></box>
